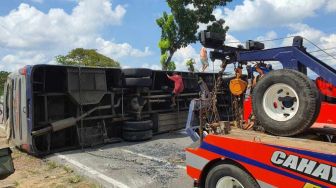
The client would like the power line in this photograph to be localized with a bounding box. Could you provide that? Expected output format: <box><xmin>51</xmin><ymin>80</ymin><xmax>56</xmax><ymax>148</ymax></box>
<box><xmin>225</xmin><ymin>36</ymin><xmax>295</xmax><ymax>44</ymax></box>
<box><xmin>318</xmin><ymin>56</ymin><xmax>336</xmax><ymax>61</ymax></box>
<box><xmin>308</xmin><ymin>47</ymin><xmax>336</xmax><ymax>53</ymax></box>
<box><xmin>225</xmin><ymin>35</ymin><xmax>336</xmax><ymax>55</ymax></box>
<box><xmin>314</xmin><ymin>52</ymin><xmax>336</xmax><ymax>59</ymax></box>
<box><xmin>303</xmin><ymin>37</ymin><xmax>336</xmax><ymax>61</ymax></box>
<box><xmin>225</xmin><ymin>34</ymin><xmax>336</xmax><ymax>62</ymax></box>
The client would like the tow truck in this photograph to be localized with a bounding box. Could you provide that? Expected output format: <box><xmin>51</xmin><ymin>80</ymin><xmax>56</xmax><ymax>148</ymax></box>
<box><xmin>185</xmin><ymin>31</ymin><xmax>336</xmax><ymax>188</ymax></box>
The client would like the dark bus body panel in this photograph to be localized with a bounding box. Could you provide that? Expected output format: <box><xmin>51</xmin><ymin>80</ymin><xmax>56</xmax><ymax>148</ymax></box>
<box><xmin>4</xmin><ymin>65</ymin><xmax>235</xmax><ymax>155</ymax></box>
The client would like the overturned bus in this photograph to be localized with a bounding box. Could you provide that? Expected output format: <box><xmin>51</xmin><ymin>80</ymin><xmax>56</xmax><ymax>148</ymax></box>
<box><xmin>3</xmin><ymin>65</ymin><xmax>235</xmax><ymax>155</ymax></box>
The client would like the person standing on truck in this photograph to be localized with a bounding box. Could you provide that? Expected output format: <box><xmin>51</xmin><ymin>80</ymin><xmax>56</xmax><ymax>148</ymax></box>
<box><xmin>167</xmin><ymin>72</ymin><xmax>184</xmax><ymax>107</ymax></box>
<box><xmin>200</xmin><ymin>47</ymin><xmax>209</xmax><ymax>72</ymax></box>
<box><xmin>246</xmin><ymin>63</ymin><xmax>273</xmax><ymax>130</ymax></box>
<box><xmin>252</xmin><ymin>63</ymin><xmax>272</xmax><ymax>89</ymax></box>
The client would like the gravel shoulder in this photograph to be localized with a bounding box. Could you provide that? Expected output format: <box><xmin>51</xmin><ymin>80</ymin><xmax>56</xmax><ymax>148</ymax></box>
<box><xmin>0</xmin><ymin>126</ymin><xmax>99</xmax><ymax>188</ymax></box>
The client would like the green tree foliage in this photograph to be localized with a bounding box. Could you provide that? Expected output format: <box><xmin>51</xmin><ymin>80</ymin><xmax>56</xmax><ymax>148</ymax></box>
<box><xmin>160</xmin><ymin>51</ymin><xmax>176</xmax><ymax>71</ymax></box>
<box><xmin>156</xmin><ymin>0</ymin><xmax>231</xmax><ymax>70</ymax></box>
<box><xmin>56</xmin><ymin>48</ymin><xmax>120</xmax><ymax>68</ymax></box>
<box><xmin>167</xmin><ymin>60</ymin><xmax>176</xmax><ymax>71</ymax></box>
<box><xmin>0</xmin><ymin>71</ymin><xmax>10</xmax><ymax>97</ymax></box>
<box><xmin>185</xmin><ymin>58</ymin><xmax>195</xmax><ymax>72</ymax></box>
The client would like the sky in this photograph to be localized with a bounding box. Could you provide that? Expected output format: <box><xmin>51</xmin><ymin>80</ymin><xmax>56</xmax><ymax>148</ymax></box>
<box><xmin>0</xmin><ymin>0</ymin><xmax>336</xmax><ymax>72</ymax></box>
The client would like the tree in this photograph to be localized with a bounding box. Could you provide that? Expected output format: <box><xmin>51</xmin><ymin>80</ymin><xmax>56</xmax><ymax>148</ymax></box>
<box><xmin>0</xmin><ymin>71</ymin><xmax>10</xmax><ymax>97</ymax></box>
<box><xmin>156</xmin><ymin>0</ymin><xmax>231</xmax><ymax>70</ymax></box>
<box><xmin>185</xmin><ymin>58</ymin><xmax>196</xmax><ymax>72</ymax></box>
<box><xmin>56</xmin><ymin>48</ymin><xmax>120</xmax><ymax>68</ymax></box>
<box><xmin>160</xmin><ymin>50</ymin><xmax>177</xmax><ymax>71</ymax></box>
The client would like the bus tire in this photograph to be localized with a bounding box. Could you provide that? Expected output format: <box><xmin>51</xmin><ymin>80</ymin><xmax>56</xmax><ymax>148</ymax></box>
<box><xmin>122</xmin><ymin>68</ymin><xmax>152</xmax><ymax>78</ymax></box>
<box><xmin>205</xmin><ymin>164</ymin><xmax>260</xmax><ymax>188</ymax></box>
<box><xmin>122</xmin><ymin>130</ymin><xmax>153</xmax><ymax>141</ymax></box>
<box><xmin>123</xmin><ymin>120</ymin><xmax>153</xmax><ymax>131</ymax></box>
<box><xmin>123</xmin><ymin>77</ymin><xmax>152</xmax><ymax>87</ymax></box>
<box><xmin>252</xmin><ymin>69</ymin><xmax>321</xmax><ymax>136</ymax></box>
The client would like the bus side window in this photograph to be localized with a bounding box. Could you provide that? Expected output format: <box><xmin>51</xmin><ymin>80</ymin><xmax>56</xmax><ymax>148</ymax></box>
<box><xmin>12</xmin><ymin>79</ymin><xmax>15</xmax><ymax>139</ymax></box>
<box><xmin>19</xmin><ymin>78</ymin><xmax>22</xmax><ymax>140</ymax></box>
<box><xmin>5</xmin><ymin>84</ymin><xmax>9</xmax><ymax>120</ymax></box>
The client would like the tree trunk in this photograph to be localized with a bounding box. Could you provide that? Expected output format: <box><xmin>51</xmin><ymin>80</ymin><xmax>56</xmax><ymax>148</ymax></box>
<box><xmin>162</xmin><ymin>50</ymin><xmax>175</xmax><ymax>71</ymax></box>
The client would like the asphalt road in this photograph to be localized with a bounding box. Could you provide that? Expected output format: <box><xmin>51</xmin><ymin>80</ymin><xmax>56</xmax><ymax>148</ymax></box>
<box><xmin>48</xmin><ymin>131</ymin><xmax>194</xmax><ymax>188</ymax></box>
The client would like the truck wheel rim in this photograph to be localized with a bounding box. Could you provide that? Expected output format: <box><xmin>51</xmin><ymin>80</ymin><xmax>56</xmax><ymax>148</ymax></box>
<box><xmin>216</xmin><ymin>176</ymin><xmax>244</xmax><ymax>188</ymax></box>
<box><xmin>262</xmin><ymin>83</ymin><xmax>299</xmax><ymax>122</ymax></box>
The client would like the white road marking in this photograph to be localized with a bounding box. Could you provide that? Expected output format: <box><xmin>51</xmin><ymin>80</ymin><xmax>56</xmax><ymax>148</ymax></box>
<box><xmin>120</xmin><ymin>149</ymin><xmax>187</xmax><ymax>170</ymax></box>
<box><xmin>55</xmin><ymin>153</ymin><xmax>130</xmax><ymax>188</ymax></box>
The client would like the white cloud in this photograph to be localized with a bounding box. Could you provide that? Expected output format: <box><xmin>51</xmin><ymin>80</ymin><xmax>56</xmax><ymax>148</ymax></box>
<box><xmin>320</xmin><ymin>34</ymin><xmax>336</xmax><ymax>48</ymax></box>
<box><xmin>185</xmin><ymin>4</ymin><xmax>196</xmax><ymax>11</ymax></box>
<box><xmin>96</xmin><ymin>38</ymin><xmax>152</xmax><ymax>59</ymax></box>
<box><xmin>121</xmin><ymin>65</ymin><xmax>131</xmax><ymax>68</ymax></box>
<box><xmin>0</xmin><ymin>51</ymin><xmax>47</xmax><ymax>72</ymax></box>
<box><xmin>255</xmin><ymin>31</ymin><xmax>278</xmax><ymax>48</ymax></box>
<box><xmin>281</xmin><ymin>23</ymin><xmax>335</xmax><ymax>54</ymax></box>
<box><xmin>174</xmin><ymin>45</ymin><xmax>199</xmax><ymax>63</ymax></box>
<box><xmin>0</xmin><ymin>1</ymin><xmax>151</xmax><ymax>72</ymax></box>
<box><xmin>326</xmin><ymin>0</ymin><xmax>336</xmax><ymax>12</ymax></box>
<box><xmin>226</xmin><ymin>34</ymin><xmax>240</xmax><ymax>44</ymax></box>
<box><xmin>173</xmin><ymin>45</ymin><xmax>199</xmax><ymax>71</ymax></box>
<box><xmin>0</xmin><ymin>1</ymin><xmax>125</xmax><ymax>49</ymax></box>
<box><xmin>141</xmin><ymin>63</ymin><xmax>160</xmax><ymax>70</ymax></box>
<box><xmin>316</xmin><ymin>34</ymin><xmax>336</xmax><ymax>66</ymax></box>
<box><xmin>172</xmin><ymin>45</ymin><xmax>222</xmax><ymax>72</ymax></box>
<box><xmin>217</xmin><ymin>0</ymin><xmax>326</xmax><ymax>31</ymax></box>
<box><xmin>287</xmin><ymin>23</ymin><xmax>324</xmax><ymax>43</ymax></box>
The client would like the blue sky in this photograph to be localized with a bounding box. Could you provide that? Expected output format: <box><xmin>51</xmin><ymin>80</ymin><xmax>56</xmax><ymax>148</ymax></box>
<box><xmin>0</xmin><ymin>0</ymin><xmax>336</xmax><ymax>72</ymax></box>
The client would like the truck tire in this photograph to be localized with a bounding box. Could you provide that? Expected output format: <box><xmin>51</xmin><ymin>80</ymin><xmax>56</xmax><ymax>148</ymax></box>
<box><xmin>122</xmin><ymin>68</ymin><xmax>152</xmax><ymax>78</ymax></box>
<box><xmin>252</xmin><ymin>69</ymin><xmax>321</xmax><ymax>136</ymax></box>
<box><xmin>123</xmin><ymin>77</ymin><xmax>152</xmax><ymax>87</ymax></box>
<box><xmin>123</xmin><ymin>120</ymin><xmax>153</xmax><ymax>131</ymax></box>
<box><xmin>122</xmin><ymin>129</ymin><xmax>153</xmax><ymax>141</ymax></box>
<box><xmin>205</xmin><ymin>164</ymin><xmax>260</xmax><ymax>188</ymax></box>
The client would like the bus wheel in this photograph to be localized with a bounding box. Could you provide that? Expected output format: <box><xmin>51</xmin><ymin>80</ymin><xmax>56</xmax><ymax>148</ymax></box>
<box><xmin>205</xmin><ymin>164</ymin><xmax>259</xmax><ymax>188</ymax></box>
<box><xmin>122</xmin><ymin>129</ymin><xmax>153</xmax><ymax>141</ymax></box>
<box><xmin>123</xmin><ymin>120</ymin><xmax>153</xmax><ymax>131</ymax></box>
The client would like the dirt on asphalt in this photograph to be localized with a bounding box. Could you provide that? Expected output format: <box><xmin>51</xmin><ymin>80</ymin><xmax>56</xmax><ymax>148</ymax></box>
<box><xmin>48</xmin><ymin>131</ymin><xmax>193</xmax><ymax>188</ymax></box>
<box><xmin>0</xmin><ymin>128</ymin><xmax>100</xmax><ymax>188</ymax></box>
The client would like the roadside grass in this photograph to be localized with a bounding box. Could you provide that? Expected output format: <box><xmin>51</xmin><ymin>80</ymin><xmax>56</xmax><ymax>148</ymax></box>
<box><xmin>14</xmin><ymin>180</ymin><xmax>19</xmax><ymax>187</ymax></box>
<box><xmin>62</xmin><ymin>165</ymin><xmax>74</xmax><ymax>173</ymax></box>
<box><xmin>0</xmin><ymin>129</ymin><xmax>100</xmax><ymax>188</ymax></box>
<box><xmin>68</xmin><ymin>175</ymin><xmax>82</xmax><ymax>184</ymax></box>
<box><xmin>47</xmin><ymin>160</ymin><xmax>58</xmax><ymax>169</ymax></box>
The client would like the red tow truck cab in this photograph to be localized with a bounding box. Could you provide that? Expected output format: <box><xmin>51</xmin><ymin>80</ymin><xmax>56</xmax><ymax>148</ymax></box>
<box><xmin>186</xmin><ymin>129</ymin><xmax>336</xmax><ymax>188</ymax></box>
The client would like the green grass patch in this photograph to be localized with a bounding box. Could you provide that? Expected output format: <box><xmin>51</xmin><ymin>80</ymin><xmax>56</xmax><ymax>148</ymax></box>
<box><xmin>68</xmin><ymin>175</ymin><xmax>82</xmax><ymax>184</ymax></box>
<box><xmin>47</xmin><ymin>161</ymin><xmax>58</xmax><ymax>170</ymax></box>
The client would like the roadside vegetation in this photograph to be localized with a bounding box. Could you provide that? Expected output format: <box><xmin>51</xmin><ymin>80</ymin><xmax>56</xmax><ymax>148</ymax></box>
<box><xmin>0</xmin><ymin>71</ymin><xmax>10</xmax><ymax>96</ymax></box>
<box><xmin>56</xmin><ymin>48</ymin><xmax>120</xmax><ymax>68</ymax></box>
<box><xmin>0</xmin><ymin>129</ymin><xmax>100</xmax><ymax>188</ymax></box>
